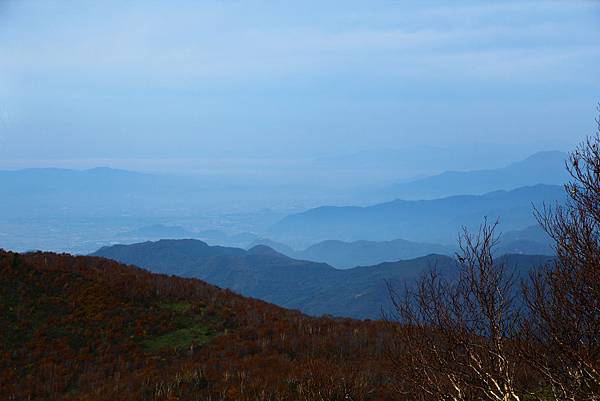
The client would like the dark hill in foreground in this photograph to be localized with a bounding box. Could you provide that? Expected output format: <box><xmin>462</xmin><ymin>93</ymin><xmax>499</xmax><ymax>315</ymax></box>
<box><xmin>0</xmin><ymin>250</ymin><xmax>396</xmax><ymax>401</ymax></box>
<box><xmin>93</xmin><ymin>239</ymin><xmax>554</xmax><ymax>319</ymax></box>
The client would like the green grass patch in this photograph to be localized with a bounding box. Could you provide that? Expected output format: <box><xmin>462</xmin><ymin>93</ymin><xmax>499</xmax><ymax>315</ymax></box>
<box><xmin>141</xmin><ymin>323</ymin><xmax>215</xmax><ymax>351</ymax></box>
<box><xmin>159</xmin><ymin>302</ymin><xmax>192</xmax><ymax>313</ymax></box>
<box><xmin>140</xmin><ymin>301</ymin><xmax>217</xmax><ymax>352</ymax></box>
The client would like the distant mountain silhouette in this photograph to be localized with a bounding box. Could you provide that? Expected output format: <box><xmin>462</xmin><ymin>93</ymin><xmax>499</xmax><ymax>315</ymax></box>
<box><xmin>497</xmin><ymin>224</ymin><xmax>553</xmax><ymax>255</ymax></box>
<box><xmin>387</xmin><ymin>151</ymin><xmax>568</xmax><ymax>199</ymax></box>
<box><xmin>296</xmin><ymin>239</ymin><xmax>453</xmax><ymax>269</ymax></box>
<box><xmin>251</xmin><ymin>226</ymin><xmax>553</xmax><ymax>269</ymax></box>
<box><xmin>270</xmin><ymin>184</ymin><xmax>566</xmax><ymax>245</ymax></box>
<box><xmin>93</xmin><ymin>239</ymin><xmax>553</xmax><ymax>319</ymax></box>
<box><xmin>502</xmin><ymin>223</ymin><xmax>552</xmax><ymax>243</ymax></box>
<box><xmin>0</xmin><ymin>167</ymin><xmax>154</xmax><ymax>194</ymax></box>
<box><xmin>248</xmin><ymin>238</ymin><xmax>296</xmax><ymax>255</ymax></box>
<box><xmin>316</xmin><ymin>145</ymin><xmax>536</xmax><ymax>177</ymax></box>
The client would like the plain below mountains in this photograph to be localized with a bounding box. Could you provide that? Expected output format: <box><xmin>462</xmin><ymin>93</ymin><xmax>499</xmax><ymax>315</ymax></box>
<box><xmin>92</xmin><ymin>239</ymin><xmax>553</xmax><ymax>319</ymax></box>
<box><xmin>0</xmin><ymin>167</ymin><xmax>289</xmax><ymax>223</ymax></box>
<box><xmin>269</xmin><ymin>184</ymin><xmax>565</xmax><ymax>246</ymax></box>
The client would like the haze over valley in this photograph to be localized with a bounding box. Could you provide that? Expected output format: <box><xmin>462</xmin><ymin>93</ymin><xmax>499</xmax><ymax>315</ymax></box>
<box><xmin>0</xmin><ymin>150</ymin><xmax>569</xmax><ymax>255</ymax></box>
<box><xmin>1</xmin><ymin>1</ymin><xmax>599</xmax><ymax>400</ymax></box>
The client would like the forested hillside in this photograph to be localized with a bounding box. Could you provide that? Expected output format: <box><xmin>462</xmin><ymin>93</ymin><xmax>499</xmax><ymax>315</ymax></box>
<box><xmin>0</xmin><ymin>250</ymin><xmax>397</xmax><ymax>401</ymax></box>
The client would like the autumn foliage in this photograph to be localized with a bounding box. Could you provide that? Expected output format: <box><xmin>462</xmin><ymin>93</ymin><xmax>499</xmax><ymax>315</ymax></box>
<box><xmin>0</xmin><ymin>250</ymin><xmax>397</xmax><ymax>401</ymax></box>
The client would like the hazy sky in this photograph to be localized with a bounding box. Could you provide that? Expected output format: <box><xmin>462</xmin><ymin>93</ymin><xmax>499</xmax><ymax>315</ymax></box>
<box><xmin>0</xmin><ymin>0</ymin><xmax>599</xmax><ymax>165</ymax></box>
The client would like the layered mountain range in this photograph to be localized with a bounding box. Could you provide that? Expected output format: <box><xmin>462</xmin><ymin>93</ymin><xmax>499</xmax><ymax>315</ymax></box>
<box><xmin>250</xmin><ymin>223</ymin><xmax>552</xmax><ymax>268</ymax></box>
<box><xmin>270</xmin><ymin>184</ymin><xmax>565</xmax><ymax>246</ymax></box>
<box><xmin>93</xmin><ymin>239</ymin><xmax>553</xmax><ymax>319</ymax></box>
<box><xmin>385</xmin><ymin>150</ymin><xmax>568</xmax><ymax>199</ymax></box>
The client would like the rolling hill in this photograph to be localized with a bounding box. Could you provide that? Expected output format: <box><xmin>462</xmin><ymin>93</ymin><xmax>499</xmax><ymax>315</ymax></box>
<box><xmin>93</xmin><ymin>239</ymin><xmax>553</xmax><ymax>319</ymax></box>
<box><xmin>0</xmin><ymin>249</ymin><xmax>397</xmax><ymax>401</ymax></box>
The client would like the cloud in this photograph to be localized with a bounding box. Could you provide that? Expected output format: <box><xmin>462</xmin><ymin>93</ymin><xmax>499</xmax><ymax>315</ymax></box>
<box><xmin>2</xmin><ymin>1</ymin><xmax>598</xmax><ymax>81</ymax></box>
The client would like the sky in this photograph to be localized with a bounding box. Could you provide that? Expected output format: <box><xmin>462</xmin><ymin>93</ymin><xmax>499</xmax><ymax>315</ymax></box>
<box><xmin>0</xmin><ymin>0</ymin><xmax>599</xmax><ymax>169</ymax></box>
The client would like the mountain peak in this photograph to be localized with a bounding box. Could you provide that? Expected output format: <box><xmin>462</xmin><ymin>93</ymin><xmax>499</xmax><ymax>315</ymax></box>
<box><xmin>247</xmin><ymin>244</ymin><xmax>287</xmax><ymax>257</ymax></box>
<box><xmin>516</xmin><ymin>150</ymin><xmax>567</xmax><ymax>165</ymax></box>
<box><xmin>384</xmin><ymin>151</ymin><xmax>570</xmax><ymax>200</ymax></box>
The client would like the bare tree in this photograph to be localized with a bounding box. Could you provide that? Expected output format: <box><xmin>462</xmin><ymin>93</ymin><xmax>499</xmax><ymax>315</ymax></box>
<box><xmin>387</xmin><ymin>220</ymin><xmax>526</xmax><ymax>401</ymax></box>
<box><xmin>523</xmin><ymin>111</ymin><xmax>600</xmax><ymax>401</ymax></box>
